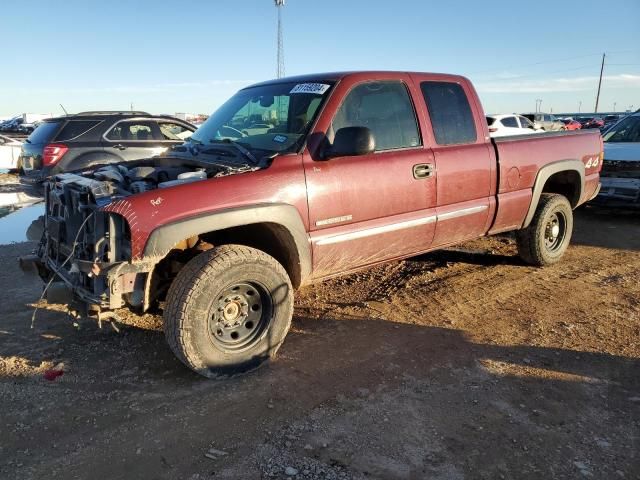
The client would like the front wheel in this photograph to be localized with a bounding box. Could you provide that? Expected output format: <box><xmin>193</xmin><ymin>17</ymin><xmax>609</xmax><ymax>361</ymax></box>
<box><xmin>516</xmin><ymin>193</ymin><xmax>573</xmax><ymax>266</ymax></box>
<box><xmin>164</xmin><ymin>245</ymin><xmax>294</xmax><ymax>378</ymax></box>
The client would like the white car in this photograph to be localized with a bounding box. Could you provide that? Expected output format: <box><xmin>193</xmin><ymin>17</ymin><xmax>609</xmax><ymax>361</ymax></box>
<box><xmin>0</xmin><ymin>134</ymin><xmax>23</xmax><ymax>171</ymax></box>
<box><xmin>487</xmin><ymin>114</ymin><xmax>539</xmax><ymax>137</ymax></box>
<box><xmin>598</xmin><ymin>111</ymin><xmax>640</xmax><ymax>206</ymax></box>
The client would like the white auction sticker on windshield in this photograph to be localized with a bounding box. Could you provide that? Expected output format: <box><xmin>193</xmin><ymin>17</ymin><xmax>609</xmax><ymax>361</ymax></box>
<box><xmin>290</xmin><ymin>83</ymin><xmax>330</xmax><ymax>95</ymax></box>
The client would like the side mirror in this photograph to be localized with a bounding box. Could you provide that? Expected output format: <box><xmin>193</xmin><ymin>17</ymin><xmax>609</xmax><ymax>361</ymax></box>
<box><xmin>324</xmin><ymin>126</ymin><xmax>375</xmax><ymax>159</ymax></box>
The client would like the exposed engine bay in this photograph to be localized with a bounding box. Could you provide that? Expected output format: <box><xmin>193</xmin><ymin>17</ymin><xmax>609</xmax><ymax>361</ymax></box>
<box><xmin>55</xmin><ymin>155</ymin><xmax>261</xmax><ymax>207</ymax></box>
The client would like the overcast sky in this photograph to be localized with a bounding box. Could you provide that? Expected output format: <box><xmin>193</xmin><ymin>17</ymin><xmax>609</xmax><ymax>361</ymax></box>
<box><xmin>1</xmin><ymin>0</ymin><xmax>638</xmax><ymax>116</ymax></box>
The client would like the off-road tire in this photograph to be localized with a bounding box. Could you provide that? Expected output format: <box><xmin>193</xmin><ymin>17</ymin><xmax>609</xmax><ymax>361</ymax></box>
<box><xmin>164</xmin><ymin>244</ymin><xmax>294</xmax><ymax>378</ymax></box>
<box><xmin>516</xmin><ymin>193</ymin><xmax>573</xmax><ymax>266</ymax></box>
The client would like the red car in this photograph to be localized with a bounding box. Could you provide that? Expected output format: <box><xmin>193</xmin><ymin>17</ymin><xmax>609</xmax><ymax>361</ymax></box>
<box><xmin>22</xmin><ymin>71</ymin><xmax>604</xmax><ymax>377</ymax></box>
<box><xmin>582</xmin><ymin>117</ymin><xmax>605</xmax><ymax>129</ymax></box>
<box><xmin>562</xmin><ymin>118</ymin><xmax>582</xmax><ymax>130</ymax></box>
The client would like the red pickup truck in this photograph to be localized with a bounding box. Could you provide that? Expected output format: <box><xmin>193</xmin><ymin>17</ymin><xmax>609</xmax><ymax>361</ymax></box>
<box><xmin>23</xmin><ymin>71</ymin><xmax>603</xmax><ymax>377</ymax></box>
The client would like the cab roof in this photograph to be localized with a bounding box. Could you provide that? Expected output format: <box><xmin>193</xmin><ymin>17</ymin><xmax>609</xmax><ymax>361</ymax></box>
<box><xmin>244</xmin><ymin>71</ymin><xmax>468</xmax><ymax>89</ymax></box>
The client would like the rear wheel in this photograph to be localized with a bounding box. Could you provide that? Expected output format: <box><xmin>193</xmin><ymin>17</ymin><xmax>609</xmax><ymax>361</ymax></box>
<box><xmin>516</xmin><ymin>193</ymin><xmax>573</xmax><ymax>266</ymax></box>
<box><xmin>164</xmin><ymin>245</ymin><xmax>294</xmax><ymax>378</ymax></box>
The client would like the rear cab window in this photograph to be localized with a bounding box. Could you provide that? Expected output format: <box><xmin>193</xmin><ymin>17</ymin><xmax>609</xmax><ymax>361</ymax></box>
<box><xmin>331</xmin><ymin>80</ymin><xmax>421</xmax><ymax>151</ymax></box>
<box><xmin>26</xmin><ymin>121</ymin><xmax>62</xmax><ymax>144</ymax></box>
<box><xmin>420</xmin><ymin>81</ymin><xmax>477</xmax><ymax>145</ymax></box>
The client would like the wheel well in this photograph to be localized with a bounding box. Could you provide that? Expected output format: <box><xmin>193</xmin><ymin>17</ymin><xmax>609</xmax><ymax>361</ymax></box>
<box><xmin>541</xmin><ymin>170</ymin><xmax>581</xmax><ymax>207</ymax></box>
<box><xmin>200</xmin><ymin>223</ymin><xmax>303</xmax><ymax>288</ymax></box>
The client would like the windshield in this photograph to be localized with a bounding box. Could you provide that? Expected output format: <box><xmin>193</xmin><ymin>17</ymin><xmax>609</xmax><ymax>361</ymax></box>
<box><xmin>191</xmin><ymin>81</ymin><xmax>335</xmax><ymax>156</ymax></box>
<box><xmin>603</xmin><ymin>115</ymin><xmax>640</xmax><ymax>143</ymax></box>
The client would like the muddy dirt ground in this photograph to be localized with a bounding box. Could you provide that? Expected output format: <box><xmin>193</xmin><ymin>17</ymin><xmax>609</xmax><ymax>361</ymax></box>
<box><xmin>0</xmin><ymin>178</ymin><xmax>638</xmax><ymax>479</ymax></box>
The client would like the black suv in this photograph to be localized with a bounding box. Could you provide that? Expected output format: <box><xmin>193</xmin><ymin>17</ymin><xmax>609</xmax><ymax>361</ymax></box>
<box><xmin>19</xmin><ymin>111</ymin><xmax>196</xmax><ymax>181</ymax></box>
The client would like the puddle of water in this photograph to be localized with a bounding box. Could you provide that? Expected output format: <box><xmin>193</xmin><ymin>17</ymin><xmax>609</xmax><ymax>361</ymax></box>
<box><xmin>0</xmin><ymin>202</ymin><xmax>45</xmax><ymax>244</ymax></box>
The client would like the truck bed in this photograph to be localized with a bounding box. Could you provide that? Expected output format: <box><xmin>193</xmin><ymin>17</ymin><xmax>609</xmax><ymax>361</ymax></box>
<box><xmin>489</xmin><ymin>129</ymin><xmax>603</xmax><ymax>234</ymax></box>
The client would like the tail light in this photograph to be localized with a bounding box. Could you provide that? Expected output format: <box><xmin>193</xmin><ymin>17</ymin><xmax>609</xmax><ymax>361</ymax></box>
<box><xmin>43</xmin><ymin>143</ymin><xmax>68</xmax><ymax>167</ymax></box>
<box><xmin>488</xmin><ymin>127</ymin><xmax>498</xmax><ymax>133</ymax></box>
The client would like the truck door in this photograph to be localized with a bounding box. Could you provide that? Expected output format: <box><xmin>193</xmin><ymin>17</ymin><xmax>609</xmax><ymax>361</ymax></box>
<box><xmin>303</xmin><ymin>78</ymin><xmax>437</xmax><ymax>278</ymax></box>
<box><xmin>417</xmin><ymin>80</ymin><xmax>493</xmax><ymax>246</ymax></box>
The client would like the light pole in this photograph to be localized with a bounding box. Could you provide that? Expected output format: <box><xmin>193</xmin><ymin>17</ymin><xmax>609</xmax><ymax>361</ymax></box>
<box><xmin>578</xmin><ymin>101</ymin><xmax>582</xmax><ymax>114</ymax></box>
<box><xmin>275</xmin><ymin>0</ymin><xmax>285</xmax><ymax>79</ymax></box>
<box><xmin>613</xmin><ymin>102</ymin><xmax>616</xmax><ymax>113</ymax></box>
<box><xmin>535</xmin><ymin>99</ymin><xmax>543</xmax><ymax>113</ymax></box>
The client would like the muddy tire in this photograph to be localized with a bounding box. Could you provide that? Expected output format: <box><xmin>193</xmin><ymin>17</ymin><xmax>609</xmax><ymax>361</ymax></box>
<box><xmin>163</xmin><ymin>245</ymin><xmax>293</xmax><ymax>378</ymax></box>
<box><xmin>516</xmin><ymin>193</ymin><xmax>573</xmax><ymax>266</ymax></box>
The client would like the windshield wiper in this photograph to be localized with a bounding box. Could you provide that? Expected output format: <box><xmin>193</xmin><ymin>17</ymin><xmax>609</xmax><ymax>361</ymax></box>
<box><xmin>209</xmin><ymin>139</ymin><xmax>258</xmax><ymax>165</ymax></box>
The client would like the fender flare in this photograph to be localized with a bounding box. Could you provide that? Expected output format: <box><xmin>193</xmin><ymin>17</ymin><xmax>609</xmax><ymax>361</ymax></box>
<box><xmin>143</xmin><ymin>203</ymin><xmax>312</xmax><ymax>286</ymax></box>
<box><xmin>523</xmin><ymin>159</ymin><xmax>585</xmax><ymax>228</ymax></box>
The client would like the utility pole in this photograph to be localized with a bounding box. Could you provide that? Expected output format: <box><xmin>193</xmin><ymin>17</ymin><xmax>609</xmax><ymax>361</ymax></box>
<box><xmin>594</xmin><ymin>52</ymin><xmax>605</xmax><ymax>113</ymax></box>
<box><xmin>275</xmin><ymin>0</ymin><xmax>285</xmax><ymax>79</ymax></box>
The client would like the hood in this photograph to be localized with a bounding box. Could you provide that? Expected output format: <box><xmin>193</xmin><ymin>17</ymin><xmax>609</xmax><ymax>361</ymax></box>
<box><xmin>604</xmin><ymin>142</ymin><xmax>640</xmax><ymax>162</ymax></box>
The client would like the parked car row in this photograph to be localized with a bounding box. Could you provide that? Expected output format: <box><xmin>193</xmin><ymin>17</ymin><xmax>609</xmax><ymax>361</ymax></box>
<box><xmin>1</xmin><ymin>113</ymin><xmax>53</xmax><ymax>134</ymax></box>
<box><xmin>487</xmin><ymin>112</ymin><xmax>575</xmax><ymax>137</ymax></box>
<box><xmin>4</xmin><ymin>99</ymin><xmax>635</xmax><ymax>213</ymax></box>
<box><xmin>0</xmin><ymin>116</ymin><xmax>25</xmax><ymax>133</ymax></box>
<box><xmin>487</xmin><ymin>112</ymin><xmax>629</xmax><ymax>139</ymax></box>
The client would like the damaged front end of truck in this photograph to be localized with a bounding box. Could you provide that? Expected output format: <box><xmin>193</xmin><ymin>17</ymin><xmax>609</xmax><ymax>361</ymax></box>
<box><xmin>19</xmin><ymin>154</ymin><xmax>262</xmax><ymax>324</ymax></box>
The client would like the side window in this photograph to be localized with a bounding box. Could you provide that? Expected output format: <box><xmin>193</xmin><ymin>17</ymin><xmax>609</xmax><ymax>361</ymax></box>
<box><xmin>420</xmin><ymin>81</ymin><xmax>477</xmax><ymax>145</ymax></box>
<box><xmin>331</xmin><ymin>81</ymin><xmax>421</xmax><ymax>151</ymax></box>
<box><xmin>518</xmin><ymin>116</ymin><xmax>534</xmax><ymax>128</ymax></box>
<box><xmin>106</xmin><ymin>121</ymin><xmax>160</xmax><ymax>141</ymax></box>
<box><xmin>158</xmin><ymin>121</ymin><xmax>192</xmax><ymax>141</ymax></box>
<box><xmin>501</xmin><ymin>116</ymin><xmax>518</xmax><ymax>128</ymax></box>
<box><xmin>55</xmin><ymin>120</ymin><xmax>101</xmax><ymax>141</ymax></box>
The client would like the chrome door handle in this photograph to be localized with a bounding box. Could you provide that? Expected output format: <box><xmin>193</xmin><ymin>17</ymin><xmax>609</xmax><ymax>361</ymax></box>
<box><xmin>413</xmin><ymin>163</ymin><xmax>434</xmax><ymax>179</ymax></box>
